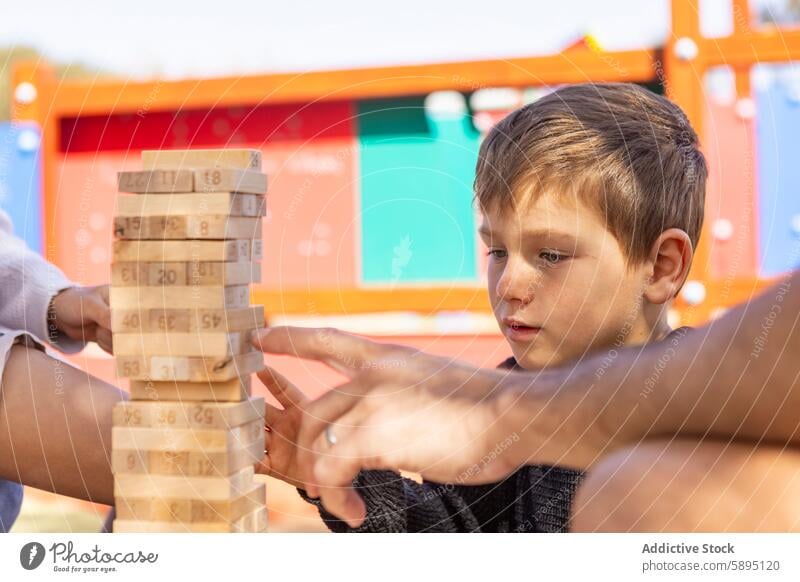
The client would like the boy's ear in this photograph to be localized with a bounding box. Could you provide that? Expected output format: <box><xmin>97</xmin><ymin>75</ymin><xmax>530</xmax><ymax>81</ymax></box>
<box><xmin>644</xmin><ymin>228</ymin><xmax>694</xmax><ymax>305</ymax></box>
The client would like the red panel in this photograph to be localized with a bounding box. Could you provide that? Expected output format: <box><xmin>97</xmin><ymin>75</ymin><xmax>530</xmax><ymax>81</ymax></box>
<box><xmin>59</xmin><ymin>101</ymin><xmax>355</xmax><ymax>153</ymax></box>
<box><xmin>703</xmin><ymin>102</ymin><xmax>759</xmax><ymax>279</ymax></box>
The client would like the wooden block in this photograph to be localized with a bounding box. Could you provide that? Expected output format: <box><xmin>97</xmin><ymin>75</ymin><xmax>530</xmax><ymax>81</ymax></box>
<box><xmin>112</xmin><ymin>505</ymin><xmax>267</xmax><ymax>532</ymax></box>
<box><xmin>128</xmin><ymin>375</ymin><xmax>252</xmax><ymax>402</ymax></box>
<box><xmin>112</xmin><ymin>239</ymin><xmax>261</xmax><ymax>262</ymax></box>
<box><xmin>112</xmin><ymin>261</ymin><xmax>261</xmax><ymax>287</ymax></box>
<box><xmin>142</xmin><ymin>149</ymin><xmax>261</xmax><ymax>171</ymax></box>
<box><xmin>118</xmin><ymin>169</ymin><xmax>267</xmax><ymax>195</ymax></box>
<box><xmin>111</xmin><ymin>306</ymin><xmax>264</xmax><ymax>334</ymax></box>
<box><xmin>113</xmin><ymin>396</ymin><xmax>264</xmax><ymax>429</ymax></box>
<box><xmin>114</xmin><ymin>215</ymin><xmax>262</xmax><ymax>240</ymax></box>
<box><xmin>114</xmin><ymin>466</ymin><xmax>255</xmax><ymax>499</ymax></box>
<box><xmin>115</xmin><ymin>192</ymin><xmax>266</xmax><ymax>217</ymax></box>
<box><xmin>115</xmin><ymin>482</ymin><xmax>265</xmax><ymax>522</ymax></box>
<box><xmin>116</xmin><ymin>351</ymin><xmax>263</xmax><ymax>382</ymax></box>
<box><xmin>233</xmin><ymin>506</ymin><xmax>268</xmax><ymax>533</ymax></box>
<box><xmin>117</xmin><ymin>170</ymin><xmax>194</xmax><ymax>193</ymax></box>
<box><xmin>112</xmin><ymin>436</ymin><xmax>263</xmax><ymax>477</ymax></box>
<box><xmin>110</xmin><ymin>284</ymin><xmax>250</xmax><ymax>310</ymax></box>
<box><xmin>114</xmin><ymin>330</ymin><xmax>253</xmax><ymax>357</ymax></box>
<box><xmin>112</xmin><ymin>418</ymin><xmax>262</xmax><ymax>452</ymax></box>
<box><xmin>192</xmin><ymin>169</ymin><xmax>267</xmax><ymax>194</ymax></box>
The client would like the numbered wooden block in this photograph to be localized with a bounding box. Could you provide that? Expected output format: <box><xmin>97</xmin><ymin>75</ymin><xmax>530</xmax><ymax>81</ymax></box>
<box><xmin>192</xmin><ymin>169</ymin><xmax>267</xmax><ymax>195</ymax></box>
<box><xmin>114</xmin><ymin>330</ymin><xmax>253</xmax><ymax>357</ymax></box>
<box><xmin>112</xmin><ymin>436</ymin><xmax>263</xmax><ymax>478</ymax></box>
<box><xmin>113</xmin><ymin>397</ymin><xmax>264</xmax><ymax>430</ymax></box>
<box><xmin>142</xmin><ymin>149</ymin><xmax>261</xmax><ymax>171</ymax></box>
<box><xmin>114</xmin><ymin>215</ymin><xmax>262</xmax><ymax>240</ymax></box>
<box><xmin>118</xmin><ymin>169</ymin><xmax>267</xmax><ymax>195</ymax></box>
<box><xmin>128</xmin><ymin>375</ymin><xmax>252</xmax><ymax>402</ymax></box>
<box><xmin>114</xmin><ymin>482</ymin><xmax>265</xmax><ymax>523</ymax></box>
<box><xmin>111</xmin><ymin>306</ymin><xmax>263</xmax><ymax>334</ymax></box>
<box><xmin>117</xmin><ymin>170</ymin><xmax>194</xmax><ymax>193</ymax></box>
<box><xmin>112</xmin><ymin>261</ymin><xmax>261</xmax><ymax>287</ymax></box>
<box><xmin>115</xmin><ymin>192</ymin><xmax>266</xmax><ymax>218</ymax></box>
<box><xmin>113</xmin><ymin>239</ymin><xmax>262</xmax><ymax>262</ymax></box>
<box><xmin>116</xmin><ymin>351</ymin><xmax>263</xmax><ymax>382</ymax></box>
<box><xmin>110</xmin><ymin>284</ymin><xmax>250</xmax><ymax>310</ymax></box>
<box><xmin>114</xmin><ymin>465</ymin><xmax>256</xmax><ymax>499</ymax></box>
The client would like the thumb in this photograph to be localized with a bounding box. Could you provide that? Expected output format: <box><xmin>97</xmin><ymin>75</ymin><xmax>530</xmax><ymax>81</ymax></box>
<box><xmin>257</xmin><ymin>366</ymin><xmax>309</xmax><ymax>409</ymax></box>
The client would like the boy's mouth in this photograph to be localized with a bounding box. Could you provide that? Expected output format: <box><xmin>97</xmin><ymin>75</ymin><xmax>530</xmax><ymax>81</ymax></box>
<box><xmin>503</xmin><ymin>319</ymin><xmax>542</xmax><ymax>341</ymax></box>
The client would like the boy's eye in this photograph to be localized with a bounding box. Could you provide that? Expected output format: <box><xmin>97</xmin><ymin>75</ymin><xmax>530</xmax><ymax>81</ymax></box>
<box><xmin>486</xmin><ymin>249</ymin><xmax>507</xmax><ymax>260</ymax></box>
<box><xmin>540</xmin><ymin>250</ymin><xmax>567</xmax><ymax>265</ymax></box>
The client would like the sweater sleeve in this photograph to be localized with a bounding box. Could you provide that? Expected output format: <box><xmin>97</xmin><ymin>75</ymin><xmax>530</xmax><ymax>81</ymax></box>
<box><xmin>0</xmin><ymin>209</ymin><xmax>85</xmax><ymax>353</ymax></box>
<box><xmin>298</xmin><ymin>470</ymin><xmax>521</xmax><ymax>533</ymax></box>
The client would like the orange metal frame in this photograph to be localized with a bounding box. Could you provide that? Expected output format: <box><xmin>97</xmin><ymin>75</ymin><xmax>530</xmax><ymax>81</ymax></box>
<box><xmin>9</xmin><ymin>0</ymin><xmax>800</xmax><ymax>321</ymax></box>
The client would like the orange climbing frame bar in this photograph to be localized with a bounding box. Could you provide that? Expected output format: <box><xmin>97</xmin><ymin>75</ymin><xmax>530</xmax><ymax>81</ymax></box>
<box><xmin>9</xmin><ymin>0</ymin><xmax>800</xmax><ymax>318</ymax></box>
<box><xmin>41</xmin><ymin>49</ymin><xmax>658</xmax><ymax>117</ymax></box>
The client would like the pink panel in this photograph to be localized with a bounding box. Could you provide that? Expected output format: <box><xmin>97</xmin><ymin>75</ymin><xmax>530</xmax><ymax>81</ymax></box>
<box><xmin>258</xmin><ymin>138</ymin><xmax>358</xmax><ymax>289</ymax></box>
<box><xmin>703</xmin><ymin>102</ymin><xmax>759</xmax><ymax>279</ymax></box>
<box><xmin>52</xmin><ymin>152</ymin><xmax>142</xmax><ymax>286</ymax></box>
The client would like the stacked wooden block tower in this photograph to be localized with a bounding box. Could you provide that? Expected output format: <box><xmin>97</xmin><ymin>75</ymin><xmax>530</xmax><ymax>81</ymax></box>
<box><xmin>110</xmin><ymin>149</ymin><xmax>268</xmax><ymax>532</ymax></box>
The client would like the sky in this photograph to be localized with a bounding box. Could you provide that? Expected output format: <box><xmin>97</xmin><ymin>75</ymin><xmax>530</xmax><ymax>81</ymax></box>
<box><xmin>0</xmin><ymin>0</ymin><xmax>786</xmax><ymax>80</ymax></box>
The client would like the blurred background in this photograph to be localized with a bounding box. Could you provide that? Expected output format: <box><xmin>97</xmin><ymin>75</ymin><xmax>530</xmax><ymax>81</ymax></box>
<box><xmin>1</xmin><ymin>0</ymin><xmax>799</xmax><ymax>532</ymax></box>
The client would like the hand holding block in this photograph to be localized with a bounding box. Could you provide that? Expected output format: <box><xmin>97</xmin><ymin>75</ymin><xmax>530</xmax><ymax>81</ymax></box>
<box><xmin>115</xmin><ymin>483</ymin><xmax>265</xmax><ymax>523</ymax></box>
<box><xmin>116</xmin><ymin>351</ymin><xmax>263</xmax><ymax>382</ymax></box>
<box><xmin>128</xmin><ymin>375</ymin><xmax>252</xmax><ymax>402</ymax></box>
<box><xmin>118</xmin><ymin>169</ymin><xmax>267</xmax><ymax>195</ymax></box>
<box><xmin>114</xmin><ymin>215</ymin><xmax>262</xmax><ymax>240</ymax></box>
<box><xmin>113</xmin><ymin>397</ymin><xmax>264</xmax><ymax>429</ymax></box>
<box><xmin>116</xmin><ymin>192</ymin><xmax>266</xmax><ymax>217</ymax></box>
<box><xmin>113</xmin><ymin>239</ymin><xmax>262</xmax><ymax>262</ymax></box>
<box><xmin>112</xmin><ymin>261</ymin><xmax>261</xmax><ymax>287</ymax></box>
<box><xmin>111</xmin><ymin>306</ymin><xmax>263</xmax><ymax>334</ymax></box>
<box><xmin>142</xmin><ymin>149</ymin><xmax>261</xmax><ymax>170</ymax></box>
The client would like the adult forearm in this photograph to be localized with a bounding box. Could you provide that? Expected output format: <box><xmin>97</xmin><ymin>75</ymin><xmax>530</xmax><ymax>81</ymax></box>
<box><xmin>505</xmin><ymin>271</ymin><xmax>800</xmax><ymax>470</ymax></box>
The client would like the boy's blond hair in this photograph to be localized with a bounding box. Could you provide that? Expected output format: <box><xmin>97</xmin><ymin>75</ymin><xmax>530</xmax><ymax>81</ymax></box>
<box><xmin>474</xmin><ymin>83</ymin><xmax>707</xmax><ymax>264</ymax></box>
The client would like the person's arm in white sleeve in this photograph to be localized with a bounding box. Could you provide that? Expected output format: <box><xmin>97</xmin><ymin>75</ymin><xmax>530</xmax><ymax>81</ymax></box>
<box><xmin>0</xmin><ymin>209</ymin><xmax>111</xmax><ymax>354</ymax></box>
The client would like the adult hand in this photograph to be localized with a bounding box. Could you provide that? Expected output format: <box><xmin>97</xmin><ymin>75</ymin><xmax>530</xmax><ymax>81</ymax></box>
<box><xmin>250</xmin><ymin>326</ymin><xmax>524</xmax><ymax>527</ymax></box>
<box><xmin>50</xmin><ymin>285</ymin><xmax>113</xmax><ymax>353</ymax></box>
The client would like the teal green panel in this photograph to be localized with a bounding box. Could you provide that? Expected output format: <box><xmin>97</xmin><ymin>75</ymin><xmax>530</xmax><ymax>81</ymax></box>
<box><xmin>358</xmin><ymin>97</ymin><xmax>480</xmax><ymax>284</ymax></box>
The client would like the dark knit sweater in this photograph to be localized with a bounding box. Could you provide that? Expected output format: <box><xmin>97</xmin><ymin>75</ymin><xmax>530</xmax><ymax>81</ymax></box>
<box><xmin>300</xmin><ymin>356</ymin><xmax>584</xmax><ymax>532</ymax></box>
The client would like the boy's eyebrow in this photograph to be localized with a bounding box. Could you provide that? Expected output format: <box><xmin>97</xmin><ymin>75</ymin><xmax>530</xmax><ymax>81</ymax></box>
<box><xmin>478</xmin><ymin>226</ymin><xmax>578</xmax><ymax>244</ymax></box>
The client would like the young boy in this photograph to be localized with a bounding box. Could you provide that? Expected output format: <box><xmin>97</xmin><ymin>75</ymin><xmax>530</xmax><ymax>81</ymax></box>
<box><xmin>254</xmin><ymin>82</ymin><xmax>707</xmax><ymax>532</ymax></box>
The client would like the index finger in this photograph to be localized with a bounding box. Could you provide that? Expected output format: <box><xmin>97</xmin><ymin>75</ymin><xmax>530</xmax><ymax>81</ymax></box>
<box><xmin>250</xmin><ymin>326</ymin><xmax>405</xmax><ymax>378</ymax></box>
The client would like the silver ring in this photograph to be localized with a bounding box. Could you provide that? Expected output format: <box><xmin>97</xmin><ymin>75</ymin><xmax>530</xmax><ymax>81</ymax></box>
<box><xmin>324</xmin><ymin>425</ymin><xmax>338</xmax><ymax>447</ymax></box>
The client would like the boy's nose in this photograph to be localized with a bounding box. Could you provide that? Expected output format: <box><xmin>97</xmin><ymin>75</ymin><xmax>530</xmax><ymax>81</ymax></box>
<box><xmin>496</xmin><ymin>263</ymin><xmax>537</xmax><ymax>306</ymax></box>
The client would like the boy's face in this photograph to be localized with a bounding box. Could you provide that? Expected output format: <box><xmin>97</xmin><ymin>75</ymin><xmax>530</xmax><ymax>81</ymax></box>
<box><xmin>480</xmin><ymin>191</ymin><xmax>654</xmax><ymax>369</ymax></box>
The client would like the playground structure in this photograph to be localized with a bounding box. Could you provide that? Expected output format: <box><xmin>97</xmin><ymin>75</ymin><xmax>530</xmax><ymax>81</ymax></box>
<box><xmin>2</xmin><ymin>0</ymin><xmax>800</xmax><ymax>389</ymax></box>
<box><xmin>2</xmin><ymin>0</ymin><xmax>799</xmax><ymax>532</ymax></box>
